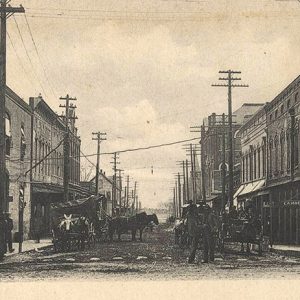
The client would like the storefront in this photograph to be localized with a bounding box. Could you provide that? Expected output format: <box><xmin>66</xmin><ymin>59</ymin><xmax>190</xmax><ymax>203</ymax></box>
<box><xmin>269</xmin><ymin>182</ymin><xmax>300</xmax><ymax>245</ymax></box>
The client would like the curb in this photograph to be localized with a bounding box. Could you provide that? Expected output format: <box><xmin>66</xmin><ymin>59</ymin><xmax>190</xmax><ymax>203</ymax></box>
<box><xmin>270</xmin><ymin>247</ymin><xmax>300</xmax><ymax>258</ymax></box>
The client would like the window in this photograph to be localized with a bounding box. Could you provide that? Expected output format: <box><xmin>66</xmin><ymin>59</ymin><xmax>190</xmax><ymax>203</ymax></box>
<box><xmin>20</xmin><ymin>125</ymin><xmax>26</xmax><ymax>161</ymax></box>
<box><xmin>287</xmin><ymin>132</ymin><xmax>291</xmax><ymax>170</ymax></box>
<box><xmin>281</xmin><ymin>105</ymin><xmax>284</xmax><ymax>114</ymax></box>
<box><xmin>295</xmin><ymin>129</ymin><xmax>299</xmax><ymax>167</ymax></box>
<box><xmin>253</xmin><ymin>150</ymin><xmax>257</xmax><ymax>180</ymax></box>
<box><xmin>274</xmin><ymin>137</ymin><xmax>278</xmax><ymax>175</ymax></box>
<box><xmin>280</xmin><ymin>132</ymin><xmax>285</xmax><ymax>172</ymax></box>
<box><xmin>5</xmin><ymin>112</ymin><xmax>11</xmax><ymax>156</ymax></box>
<box><xmin>269</xmin><ymin>139</ymin><xmax>273</xmax><ymax>178</ymax></box>
<box><xmin>270</xmin><ymin>114</ymin><xmax>273</xmax><ymax>121</ymax></box>
<box><xmin>275</xmin><ymin>110</ymin><xmax>278</xmax><ymax>119</ymax></box>
<box><xmin>287</xmin><ymin>99</ymin><xmax>291</xmax><ymax>108</ymax></box>
<box><xmin>258</xmin><ymin>148</ymin><xmax>261</xmax><ymax>178</ymax></box>
<box><xmin>295</xmin><ymin>92</ymin><xmax>299</xmax><ymax>103</ymax></box>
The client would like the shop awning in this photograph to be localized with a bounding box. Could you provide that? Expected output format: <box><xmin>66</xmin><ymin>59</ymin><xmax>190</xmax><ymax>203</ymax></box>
<box><xmin>238</xmin><ymin>179</ymin><xmax>266</xmax><ymax>197</ymax></box>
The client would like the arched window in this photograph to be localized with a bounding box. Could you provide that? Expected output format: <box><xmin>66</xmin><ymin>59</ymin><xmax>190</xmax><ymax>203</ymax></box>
<box><xmin>287</xmin><ymin>130</ymin><xmax>291</xmax><ymax>170</ymax></box>
<box><xmin>20</xmin><ymin>125</ymin><xmax>26</xmax><ymax>161</ymax></box>
<box><xmin>257</xmin><ymin>147</ymin><xmax>261</xmax><ymax>178</ymax></box>
<box><xmin>269</xmin><ymin>138</ymin><xmax>273</xmax><ymax>178</ymax></box>
<box><xmin>274</xmin><ymin>135</ymin><xmax>279</xmax><ymax>175</ymax></box>
<box><xmin>5</xmin><ymin>112</ymin><xmax>11</xmax><ymax>156</ymax></box>
<box><xmin>295</xmin><ymin>122</ymin><xmax>299</xmax><ymax>167</ymax></box>
<box><xmin>280</xmin><ymin>131</ymin><xmax>285</xmax><ymax>172</ymax></box>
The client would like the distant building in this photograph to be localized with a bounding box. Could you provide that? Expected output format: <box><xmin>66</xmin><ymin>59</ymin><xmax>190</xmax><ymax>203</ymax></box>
<box><xmin>81</xmin><ymin>169</ymin><xmax>121</xmax><ymax>217</ymax></box>
<box><xmin>201</xmin><ymin>103</ymin><xmax>264</xmax><ymax>209</ymax></box>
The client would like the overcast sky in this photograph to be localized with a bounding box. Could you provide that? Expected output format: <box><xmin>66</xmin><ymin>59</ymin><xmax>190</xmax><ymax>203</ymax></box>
<box><xmin>6</xmin><ymin>0</ymin><xmax>300</xmax><ymax>208</ymax></box>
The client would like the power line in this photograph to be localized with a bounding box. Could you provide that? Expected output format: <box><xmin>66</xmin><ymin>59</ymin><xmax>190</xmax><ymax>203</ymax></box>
<box><xmin>77</xmin><ymin>136</ymin><xmax>200</xmax><ymax>158</ymax></box>
<box><xmin>23</xmin><ymin>13</ymin><xmax>57</xmax><ymax>99</ymax></box>
<box><xmin>7</xmin><ymin>30</ymin><xmax>35</xmax><ymax>88</ymax></box>
<box><xmin>12</xmin><ymin>15</ymin><xmax>49</xmax><ymax>99</ymax></box>
<box><xmin>8</xmin><ymin>136</ymin><xmax>199</xmax><ymax>163</ymax></box>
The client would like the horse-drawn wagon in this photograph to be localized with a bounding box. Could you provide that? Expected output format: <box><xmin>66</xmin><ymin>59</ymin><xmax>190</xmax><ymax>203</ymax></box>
<box><xmin>50</xmin><ymin>195</ymin><xmax>107</xmax><ymax>252</ymax></box>
<box><xmin>218</xmin><ymin>208</ymin><xmax>264</xmax><ymax>255</ymax></box>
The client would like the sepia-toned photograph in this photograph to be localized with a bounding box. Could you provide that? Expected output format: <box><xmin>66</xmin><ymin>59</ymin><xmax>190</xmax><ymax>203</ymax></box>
<box><xmin>1</xmin><ymin>0</ymin><xmax>300</xmax><ymax>297</ymax></box>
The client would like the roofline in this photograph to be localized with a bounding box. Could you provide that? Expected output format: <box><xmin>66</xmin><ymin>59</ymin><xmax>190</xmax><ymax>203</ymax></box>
<box><xmin>6</xmin><ymin>86</ymin><xmax>32</xmax><ymax>114</ymax></box>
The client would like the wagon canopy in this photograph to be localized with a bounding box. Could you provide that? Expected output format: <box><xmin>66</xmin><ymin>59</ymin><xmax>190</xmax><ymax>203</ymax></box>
<box><xmin>50</xmin><ymin>195</ymin><xmax>103</xmax><ymax>224</ymax></box>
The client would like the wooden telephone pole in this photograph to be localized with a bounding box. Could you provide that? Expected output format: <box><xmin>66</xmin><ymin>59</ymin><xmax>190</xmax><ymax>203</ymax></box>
<box><xmin>110</xmin><ymin>152</ymin><xmax>119</xmax><ymax>216</ymax></box>
<box><xmin>92</xmin><ymin>131</ymin><xmax>106</xmax><ymax>195</ymax></box>
<box><xmin>0</xmin><ymin>1</ymin><xmax>25</xmax><ymax>260</ymax></box>
<box><xmin>59</xmin><ymin>94</ymin><xmax>77</xmax><ymax>202</ymax></box>
<box><xmin>212</xmin><ymin>70</ymin><xmax>248</xmax><ymax>209</ymax></box>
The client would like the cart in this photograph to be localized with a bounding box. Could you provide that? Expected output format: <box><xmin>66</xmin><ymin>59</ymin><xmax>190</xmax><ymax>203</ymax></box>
<box><xmin>50</xmin><ymin>195</ymin><xmax>102</xmax><ymax>252</ymax></box>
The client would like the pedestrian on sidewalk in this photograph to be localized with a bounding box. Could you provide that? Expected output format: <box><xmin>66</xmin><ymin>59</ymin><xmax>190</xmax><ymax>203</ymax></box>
<box><xmin>4</xmin><ymin>212</ymin><xmax>14</xmax><ymax>253</ymax></box>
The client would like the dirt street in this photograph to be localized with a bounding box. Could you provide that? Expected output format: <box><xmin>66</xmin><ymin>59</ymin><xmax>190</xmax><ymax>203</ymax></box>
<box><xmin>0</xmin><ymin>225</ymin><xmax>300</xmax><ymax>281</ymax></box>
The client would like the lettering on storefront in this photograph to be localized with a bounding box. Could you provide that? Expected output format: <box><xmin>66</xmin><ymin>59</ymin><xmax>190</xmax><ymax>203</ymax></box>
<box><xmin>283</xmin><ymin>200</ymin><xmax>300</xmax><ymax>207</ymax></box>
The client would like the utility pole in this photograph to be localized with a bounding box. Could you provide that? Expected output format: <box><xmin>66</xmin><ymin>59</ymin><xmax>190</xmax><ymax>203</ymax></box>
<box><xmin>126</xmin><ymin>175</ymin><xmax>130</xmax><ymax>213</ymax></box>
<box><xmin>0</xmin><ymin>1</ymin><xmax>25</xmax><ymax>260</ymax></box>
<box><xmin>212</xmin><ymin>70</ymin><xmax>248</xmax><ymax>209</ymax></box>
<box><xmin>124</xmin><ymin>186</ymin><xmax>127</xmax><ymax>213</ymax></box>
<box><xmin>110</xmin><ymin>152</ymin><xmax>119</xmax><ymax>217</ymax></box>
<box><xmin>221</xmin><ymin>113</ymin><xmax>226</xmax><ymax>212</ymax></box>
<box><xmin>173</xmin><ymin>187</ymin><xmax>176</xmax><ymax>217</ymax></box>
<box><xmin>189</xmin><ymin>144</ymin><xmax>195</xmax><ymax>203</ymax></box>
<box><xmin>200</xmin><ymin>124</ymin><xmax>206</xmax><ymax>203</ymax></box>
<box><xmin>136</xmin><ymin>195</ymin><xmax>139</xmax><ymax>213</ymax></box>
<box><xmin>59</xmin><ymin>94</ymin><xmax>77</xmax><ymax>202</ymax></box>
<box><xmin>185</xmin><ymin>159</ymin><xmax>190</xmax><ymax>202</ymax></box>
<box><xmin>177</xmin><ymin>173</ymin><xmax>182</xmax><ymax>217</ymax></box>
<box><xmin>193</xmin><ymin>147</ymin><xmax>198</xmax><ymax>203</ymax></box>
<box><xmin>133</xmin><ymin>181</ymin><xmax>137</xmax><ymax>213</ymax></box>
<box><xmin>182</xmin><ymin>161</ymin><xmax>186</xmax><ymax>204</ymax></box>
<box><xmin>117</xmin><ymin>169</ymin><xmax>123</xmax><ymax>215</ymax></box>
<box><xmin>92</xmin><ymin>131</ymin><xmax>106</xmax><ymax>195</ymax></box>
<box><xmin>175</xmin><ymin>181</ymin><xmax>178</xmax><ymax>218</ymax></box>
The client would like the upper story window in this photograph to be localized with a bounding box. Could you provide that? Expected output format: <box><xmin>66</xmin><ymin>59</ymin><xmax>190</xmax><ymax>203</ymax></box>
<box><xmin>20</xmin><ymin>125</ymin><xmax>26</xmax><ymax>161</ymax></box>
<box><xmin>269</xmin><ymin>114</ymin><xmax>273</xmax><ymax>121</ymax></box>
<box><xmin>281</xmin><ymin>105</ymin><xmax>284</xmax><ymax>114</ymax></box>
<box><xmin>295</xmin><ymin>92</ymin><xmax>299</xmax><ymax>103</ymax></box>
<box><xmin>275</xmin><ymin>110</ymin><xmax>278</xmax><ymax>119</ymax></box>
<box><xmin>5</xmin><ymin>112</ymin><xmax>11</xmax><ymax>156</ymax></box>
<box><xmin>287</xmin><ymin>99</ymin><xmax>291</xmax><ymax>108</ymax></box>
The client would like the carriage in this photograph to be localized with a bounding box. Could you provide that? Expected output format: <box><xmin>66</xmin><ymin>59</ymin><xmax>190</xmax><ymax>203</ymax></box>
<box><xmin>50</xmin><ymin>195</ymin><xmax>108</xmax><ymax>252</ymax></box>
<box><xmin>217</xmin><ymin>209</ymin><xmax>264</xmax><ymax>255</ymax></box>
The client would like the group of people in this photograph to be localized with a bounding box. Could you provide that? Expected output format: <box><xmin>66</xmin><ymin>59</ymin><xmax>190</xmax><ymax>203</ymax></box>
<box><xmin>185</xmin><ymin>201</ymin><xmax>219</xmax><ymax>264</ymax></box>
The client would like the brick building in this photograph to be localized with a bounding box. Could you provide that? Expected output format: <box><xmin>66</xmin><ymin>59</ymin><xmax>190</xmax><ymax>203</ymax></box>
<box><xmin>29</xmin><ymin>96</ymin><xmax>85</xmax><ymax>237</ymax></box>
<box><xmin>236</xmin><ymin>75</ymin><xmax>300</xmax><ymax>245</ymax></box>
<box><xmin>265</xmin><ymin>75</ymin><xmax>300</xmax><ymax>245</ymax></box>
<box><xmin>235</xmin><ymin>104</ymin><xmax>269</xmax><ymax>234</ymax></box>
<box><xmin>201</xmin><ymin>103</ymin><xmax>264</xmax><ymax>209</ymax></box>
<box><xmin>5</xmin><ymin>87</ymin><xmax>32</xmax><ymax>240</ymax></box>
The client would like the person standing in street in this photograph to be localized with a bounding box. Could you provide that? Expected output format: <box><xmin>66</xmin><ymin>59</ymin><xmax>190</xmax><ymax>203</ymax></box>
<box><xmin>4</xmin><ymin>212</ymin><xmax>14</xmax><ymax>253</ymax></box>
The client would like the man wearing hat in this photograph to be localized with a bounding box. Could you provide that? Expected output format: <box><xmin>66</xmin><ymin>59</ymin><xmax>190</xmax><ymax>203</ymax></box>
<box><xmin>4</xmin><ymin>212</ymin><xmax>14</xmax><ymax>253</ymax></box>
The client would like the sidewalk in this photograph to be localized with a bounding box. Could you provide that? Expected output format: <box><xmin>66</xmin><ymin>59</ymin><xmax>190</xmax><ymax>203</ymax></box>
<box><xmin>5</xmin><ymin>238</ymin><xmax>52</xmax><ymax>257</ymax></box>
<box><xmin>270</xmin><ymin>244</ymin><xmax>300</xmax><ymax>258</ymax></box>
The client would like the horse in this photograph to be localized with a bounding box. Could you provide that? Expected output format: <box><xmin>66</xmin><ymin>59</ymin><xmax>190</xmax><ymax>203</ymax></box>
<box><xmin>108</xmin><ymin>212</ymin><xmax>159</xmax><ymax>242</ymax></box>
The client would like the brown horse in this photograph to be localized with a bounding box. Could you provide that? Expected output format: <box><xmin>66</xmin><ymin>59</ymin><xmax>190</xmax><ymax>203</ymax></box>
<box><xmin>108</xmin><ymin>212</ymin><xmax>159</xmax><ymax>242</ymax></box>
